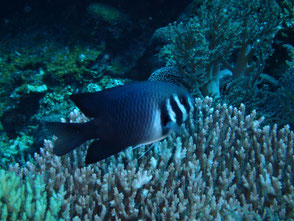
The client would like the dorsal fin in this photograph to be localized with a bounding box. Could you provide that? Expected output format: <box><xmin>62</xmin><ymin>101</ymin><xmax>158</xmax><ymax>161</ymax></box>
<box><xmin>70</xmin><ymin>84</ymin><xmax>128</xmax><ymax>118</ymax></box>
<box><xmin>70</xmin><ymin>92</ymin><xmax>109</xmax><ymax>118</ymax></box>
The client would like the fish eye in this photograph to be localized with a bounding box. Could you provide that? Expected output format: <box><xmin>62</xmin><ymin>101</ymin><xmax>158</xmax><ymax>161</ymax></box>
<box><xmin>180</xmin><ymin>97</ymin><xmax>186</xmax><ymax>104</ymax></box>
<box><xmin>162</xmin><ymin>115</ymin><xmax>170</xmax><ymax>127</ymax></box>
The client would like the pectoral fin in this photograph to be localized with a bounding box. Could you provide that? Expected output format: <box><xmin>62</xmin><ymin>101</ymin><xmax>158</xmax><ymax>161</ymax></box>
<box><xmin>164</xmin><ymin>121</ymin><xmax>184</xmax><ymax>135</ymax></box>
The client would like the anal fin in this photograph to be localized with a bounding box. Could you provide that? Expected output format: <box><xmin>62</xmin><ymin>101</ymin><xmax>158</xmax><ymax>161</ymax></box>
<box><xmin>85</xmin><ymin>140</ymin><xmax>125</xmax><ymax>164</ymax></box>
<box><xmin>46</xmin><ymin>122</ymin><xmax>90</xmax><ymax>156</ymax></box>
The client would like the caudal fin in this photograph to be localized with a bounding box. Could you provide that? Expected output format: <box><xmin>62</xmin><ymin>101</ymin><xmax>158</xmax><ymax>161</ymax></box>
<box><xmin>46</xmin><ymin>122</ymin><xmax>93</xmax><ymax>156</ymax></box>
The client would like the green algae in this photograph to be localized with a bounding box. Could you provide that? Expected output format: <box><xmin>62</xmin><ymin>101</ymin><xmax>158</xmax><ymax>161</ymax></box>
<box><xmin>44</xmin><ymin>44</ymin><xmax>105</xmax><ymax>84</ymax></box>
<box><xmin>0</xmin><ymin>38</ymin><xmax>105</xmax><ymax>119</ymax></box>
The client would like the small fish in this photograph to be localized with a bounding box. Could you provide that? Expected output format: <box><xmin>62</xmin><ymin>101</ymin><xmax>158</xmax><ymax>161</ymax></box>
<box><xmin>47</xmin><ymin>81</ymin><xmax>194</xmax><ymax>164</ymax></box>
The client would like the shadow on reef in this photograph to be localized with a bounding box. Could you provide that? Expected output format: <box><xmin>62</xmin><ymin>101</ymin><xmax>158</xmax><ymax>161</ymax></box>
<box><xmin>2</xmin><ymin>92</ymin><xmax>45</xmax><ymax>138</ymax></box>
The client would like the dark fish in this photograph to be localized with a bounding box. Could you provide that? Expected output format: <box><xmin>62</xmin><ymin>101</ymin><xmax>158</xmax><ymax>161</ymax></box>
<box><xmin>47</xmin><ymin>81</ymin><xmax>194</xmax><ymax>164</ymax></box>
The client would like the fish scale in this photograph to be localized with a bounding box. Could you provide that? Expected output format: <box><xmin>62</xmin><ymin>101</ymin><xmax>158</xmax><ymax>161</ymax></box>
<box><xmin>46</xmin><ymin>81</ymin><xmax>194</xmax><ymax>164</ymax></box>
<box><xmin>109</xmin><ymin>94</ymin><xmax>157</xmax><ymax>146</ymax></box>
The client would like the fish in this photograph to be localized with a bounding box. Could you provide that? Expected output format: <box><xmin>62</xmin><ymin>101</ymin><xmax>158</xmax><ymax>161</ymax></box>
<box><xmin>46</xmin><ymin>81</ymin><xmax>194</xmax><ymax>164</ymax></box>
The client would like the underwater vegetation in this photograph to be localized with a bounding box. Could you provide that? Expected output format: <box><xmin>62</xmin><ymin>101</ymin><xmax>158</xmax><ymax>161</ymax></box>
<box><xmin>158</xmin><ymin>0</ymin><xmax>282</xmax><ymax>98</ymax></box>
<box><xmin>0</xmin><ymin>35</ymin><xmax>105</xmax><ymax>111</ymax></box>
<box><xmin>44</xmin><ymin>44</ymin><xmax>105</xmax><ymax>85</ymax></box>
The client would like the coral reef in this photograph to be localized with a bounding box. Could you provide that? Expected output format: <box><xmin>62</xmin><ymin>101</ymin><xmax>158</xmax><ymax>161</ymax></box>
<box><xmin>44</xmin><ymin>44</ymin><xmax>105</xmax><ymax>85</ymax></box>
<box><xmin>278</xmin><ymin>0</ymin><xmax>294</xmax><ymax>28</ymax></box>
<box><xmin>158</xmin><ymin>0</ymin><xmax>282</xmax><ymax>98</ymax></box>
<box><xmin>0</xmin><ymin>33</ymin><xmax>105</xmax><ymax>127</ymax></box>
<box><xmin>6</xmin><ymin>98</ymin><xmax>294</xmax><ymax>220</ymax></box>
<box><xmin>0</xmin><ymin>0</ymin><xmax>293</xmax><ymax>219</ymax></box>
<box><xmin>0</xmin><ymin>133</ymin><xmax>33</xmax><ymax>169</ymax></box>
<box><xmin>37</xmin><ymin>76</ymin><xmax>127</xmax><ymax>120</ymax></box>
<box><xmin>0</xmin><ymin>32</ymin><xmax>107</xmax><ymax>162</ymax></box>
<box><xmin>0</xmin><ymin>169</ymin><xmax>64</xmax><ymax>220</ymax></box>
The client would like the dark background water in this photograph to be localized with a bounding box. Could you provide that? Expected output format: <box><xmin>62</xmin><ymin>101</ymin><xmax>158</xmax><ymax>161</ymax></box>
<box><xmin>0</xmin><ymin>0</ymin><xmax>192</xmax><ymax>30</ymax></box>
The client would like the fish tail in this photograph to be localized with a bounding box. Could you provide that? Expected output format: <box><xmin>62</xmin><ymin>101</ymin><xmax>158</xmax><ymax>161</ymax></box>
<box><xmin>46</xmin><ymin>121</ymin><xmax>95</xmax><ymax>156</ymax></box>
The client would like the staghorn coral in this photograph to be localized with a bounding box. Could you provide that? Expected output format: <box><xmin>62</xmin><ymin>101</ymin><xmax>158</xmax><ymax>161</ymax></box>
<box><xmin>0</xmin><ymin>133</ymin><xmax>34</xmax><ymax>169</ymax></box>
<box><xmin>0</xmin><ymin>169</ymin><xmax>65</xmax><ymax>220</ymax></box>
<box><xmin>7</xmin><ymin>98</ymin><xmax>294</xmax><ymax>220</ymax></box>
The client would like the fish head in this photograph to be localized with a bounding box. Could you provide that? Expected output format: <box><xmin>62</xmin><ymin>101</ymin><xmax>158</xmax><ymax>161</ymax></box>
<box><xmin>161</xmin><ymin>86</ymin><xmax>194</xmax><ymax>137</ymax></box>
